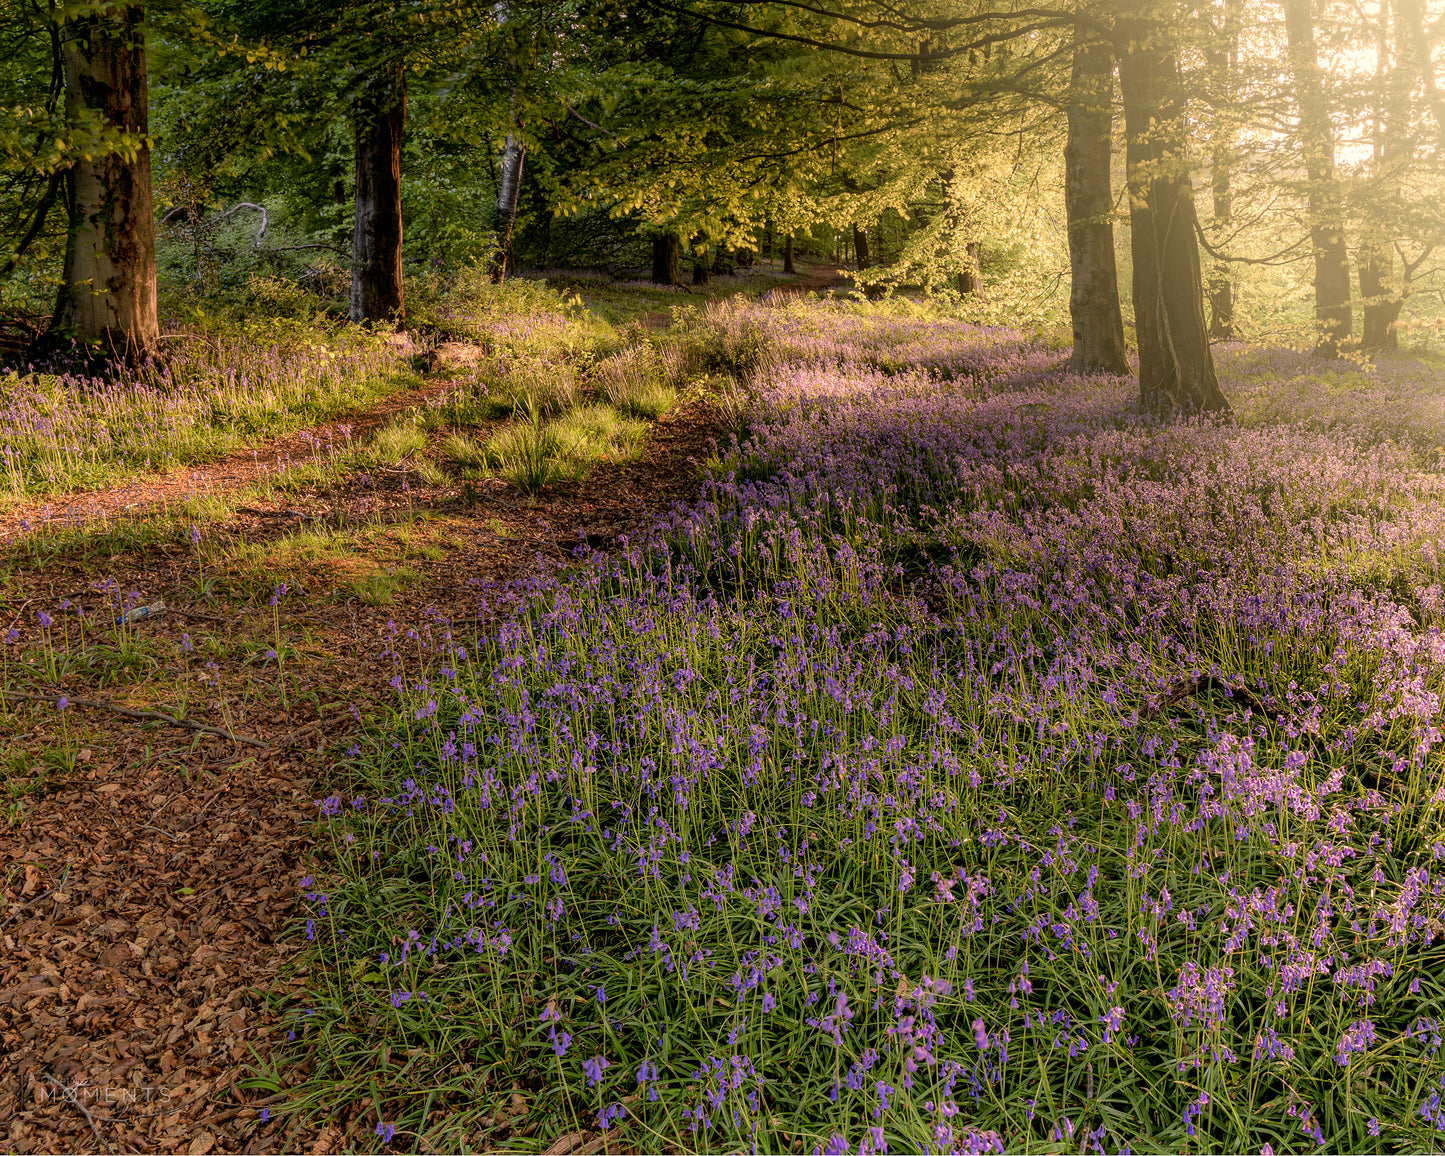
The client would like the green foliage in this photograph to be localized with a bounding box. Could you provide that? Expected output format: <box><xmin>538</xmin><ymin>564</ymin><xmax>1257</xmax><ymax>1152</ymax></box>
<box><xmin>484</xmin><ymin>403</ymin><xmax>567</xmax><ymax>495</ymax></box>
<box><xmin>594</xmin><ymin>343</ymin><xmax>677</xmax><ymax>418</ymax></box>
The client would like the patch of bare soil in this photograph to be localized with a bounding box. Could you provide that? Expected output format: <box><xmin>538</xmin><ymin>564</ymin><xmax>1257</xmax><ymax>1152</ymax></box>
<box><xmin>0</xmin><ymin>391</ymin><xmax>728</xmax><ymax>1154</ymax></box>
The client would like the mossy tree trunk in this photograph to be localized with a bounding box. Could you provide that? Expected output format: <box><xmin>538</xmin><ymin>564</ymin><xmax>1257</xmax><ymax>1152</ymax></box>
<box><xmin>49</xmin><ymin>3</ymin><xmax>158</xmax><ymax>364</ymax></box>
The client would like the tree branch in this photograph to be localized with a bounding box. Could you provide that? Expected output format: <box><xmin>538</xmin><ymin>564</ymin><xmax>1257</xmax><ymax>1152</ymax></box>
<box><xmin>1194</xmin><ymin>217</ymin><xmax>1310</xmax><ymax>266</ymax></box>
<box><xmin>0</xmin><ymin>168</ymin><xmax>63</xmax><ymax>278</ymax></box>
<box><xmin>1</xmin><ymin>690</ymin><xmax>267</xmax><ymax>747</ymax></box>
<box><xmin>648</xmin><ymin>0</ymin><xmax>1079</xmax><ymax>62</ymax></box>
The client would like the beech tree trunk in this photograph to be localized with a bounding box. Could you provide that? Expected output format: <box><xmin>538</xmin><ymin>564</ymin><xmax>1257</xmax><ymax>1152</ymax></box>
<box><xmin>49</xmin><ymin>3</ymin><xmax>158</xmax><ymax>364</ymax></box>
<box><xmin>1205</xmin><ymin>0</ymin><xmax>1240</xmax><ymax>339</ymax></box>
<box><xmin>852</xmin><ymin>225</ymin><xmax>870</xmax><ymax>270</ymax></box>
<box><xmin>783</xmin><ymin>234</ymin><xmax>795</xmax><ymax>274</ymax></box>
<box><xmin>1064</xmin><ymin>25</ymin><xmax>1129</xmax><ymax>374</ymax></box>
<box><xmin>1359</xmin><ymin>247</ymin><xmax>1400</xmax><ymax>351</ymax></box>
<box><xmin>1207</xmin><ymin>155</ymin><xmax>1235</xmax><ymax>339</ymax></box>
<box><xmin>651</xmin><ymin>232</ymin><xmax>681</xmax><ymax>285</ymax></box>
<box><xmin>1398</xmin><ymin>0</ymin><xmax>1445</xmax><ymax>153</ymax></box>
<box><xmin>1284</xmin><ymin>0</ymin><xmax>1353</xmax><ymax>355</ymax></box>
<box><xmin>692</xmin><ymin>233</ymin><xmax>711</xmax><ymax>285</ymax></box>
<box><xmin>351</xmin><ymin>69</ymin><xmax>406</xmax><ymax>325</ymax></box>
<box><xmin>1360</xmin><ymin>0</ymin><xmax>1408</xmax><ymax>351</ymax></box>
<box><xmin>957</xmin><ymin>243</ymin><xmax>982</xmax><ymax>297</ymax></box>
<box><xmin>1116</xmin><ymin>0</ymin><xmax>1229</xmax><ymax>414</ymax></box>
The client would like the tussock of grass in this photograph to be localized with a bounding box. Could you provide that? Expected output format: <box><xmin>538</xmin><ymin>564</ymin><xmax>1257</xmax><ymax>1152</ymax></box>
<box><xmin>544</xmin><ymin>404</ymin><xmax>648</xmax><ymax>470</ymax></box>
<box><xmin>596</xmin><ymin>345</ymin><xmax>677</xmax><ymax>419</ymax></box>
<box><xmin>484</xmin><ymin>414</ymin><xmax>567</xmax><ymax>496</ymax></box>
<box><xmin>441</xmin><ymin>433</ymin><xmax>488</xmax><ymax>473</ymax></box>
<box><xmin>363</xmin><ymin>421</ymin><xmax>427</xmax><ymax>466</ymax></box>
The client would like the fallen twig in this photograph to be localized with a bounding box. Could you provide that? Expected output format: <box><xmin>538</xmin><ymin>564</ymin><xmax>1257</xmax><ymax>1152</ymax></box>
<box><xmin>0</xmin><ymin>863</ymin><xmax>70</xmax><ymax>930</ymax></box>
<box><xmin>207</xmin><ymin>1090</ymin><xmax>290</xmax><ymax>1126</ymax></box>
<box><xmin>42</xmin><ymin>1073</ymin><xmax>113</xmax><ymax>1155</ymax></box>
<box><xmin>0</xmin><ymin>690</ymin><xmax>267</xmax><ymax>747</ymax></box>
<box><xmin>542</xmin><ymin>1131</ymin><xmax>588</xmax><ymax>1156</ymax></box>
<box><xmin>212</xmin><ymin>714</ymin><xmax>348</xmax><ymax>767</ymax></box>
<box><xmin>1140</xmin><ymin>674</ymin><xmax>1280</xmax><ymax>722</ymax></box>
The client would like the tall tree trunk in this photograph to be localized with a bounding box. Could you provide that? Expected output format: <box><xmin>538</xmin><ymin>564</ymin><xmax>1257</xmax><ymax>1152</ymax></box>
<box><xmin>1364</xmin><ymin>0</ymin><xmax>1398</xmax><ymax>352</ymax></box>
<box><xmin>351</xmin><ymin>69</ymin><xmax>405</xmax><ymax>325</ymax></box>
<box><xmin>1207</xmin><ymin>156</ymin><xmax>1235</xmax><ymax>339</ymax></box>
<box><xmin>1360</xmin><ymin>0</ymin><xmax>1408</xmax><ymax>350</ymax></box>
<box><xmin>49</xmin><ymin>3</ymin><xmax>158</xmax><ymax>364</ymax></box>
<box><xmin>852</xmin><ymin>225</ymin><xmax>870</xmax><ymax>270</ymax></box>
<box><xmin>491</xmin><ymin>133</ymin><xmax>525</xmax><ymax>283</ymax></box>
<box><xmin>1284</xmin><ymin>0</ymin><xmax>1352</xmax><ymax>355</ymax></box>
<box><xmin>1205</xmin><ymin>0</ymin><xmax>1240</xmax><ymax>339</ymax></box>
<box><xmin>691</xmin><ymin>232</ymin><xmax>711</xmax><ymax>284</ymax></box>
<box><xmin>1064</xmin><ymin>24</ymin><xmax>1129</xmax><ymax>373</ymax></box>
<box><xmin>783</xmin><ymin>234</ymin><xmax>795</xmax><ymax>274</ymax></box>
<box><xmin>651</xmin><ymin>232</ymin><xmax>681</xmax><ymax>285</ymax></box>
<box><xmin>1116</xmin><ymin>0</ymin><xmax>1229</xmax><ymax>414</ymax></box>
<box><xmin>957</xmin><ymin>242</ymin><xmax>982</xmax><ymax>297</ymax></box>
<box><xmin>1358</xmin><ymin>246</ymin><xmax>1400</xmax><ymax>352</ymax></box>
<box><xmin>1397</xmin><ymin>0</ymin><xmax>1445</xmax><ymax>153</ymax></box>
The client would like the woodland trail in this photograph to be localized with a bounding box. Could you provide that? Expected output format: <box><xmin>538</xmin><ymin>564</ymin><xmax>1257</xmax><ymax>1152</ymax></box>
<box><xmin>0</xmin><ymin>366</ymin><xmax>460</xmax><ymax>549</ymax></box>
<box><xmin>0</xmin><ymin>263</ymin><xmax>851</xmax><ymax>550</ymax></box>
<box><xmin>0</xmin><ymin>265</ymin><xmax>855</xmax><ymax>1153</ymax></box>
<box><xmin>0</xmin><ymin>393</ymin><xmax>728</xmax><ymax>1154</ymax></box>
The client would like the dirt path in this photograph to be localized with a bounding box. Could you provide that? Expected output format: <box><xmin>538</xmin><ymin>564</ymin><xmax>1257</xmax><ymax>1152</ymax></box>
<box><xmin>0</xmin><ymin>401</ymin><xmax>727</xmax><ymax>1155</ymax></box>
<box><xmin>0</xmin><ymin>264</ymin><xmax>847</xmax><ymax>1153</ymax></box>
<box><xmin>0</xmin><ymin>371</ymin><xmax>469</xmax><ymax>549</ymax></box>
<box><xmin>0</xmin><ymin>262</ymin><xmax>845</xmax><ymax>551</ymax></box>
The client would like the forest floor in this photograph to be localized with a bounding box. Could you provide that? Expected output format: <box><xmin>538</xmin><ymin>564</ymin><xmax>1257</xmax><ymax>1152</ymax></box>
<box><xmin>0</xmin><ymin>263</ymin><xmax>846</xmax><ymax>1155</ymax></box>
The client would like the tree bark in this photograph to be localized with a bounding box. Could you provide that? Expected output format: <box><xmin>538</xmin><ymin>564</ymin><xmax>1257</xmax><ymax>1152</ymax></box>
<box><xmin>1207</xmin><ymin>155</ymin><xmax>1235</xmax><ymax>339</ymax></box>
<box><xmin>651</xmin><ymin>232</ymin><xmax>681</xmax><ymax>285</ymax></box>
<box><xmin>1205</xmin><ymin>0</ymin><xmax>1240</xmax><ymax>339</ymax></box>
<box><xmin>691</xmin><ymin>232</ymin><xmax>711</xmax><ymax>284</ymax></box>
<box><xmin>783</xmin><ymin>234</ymin><xmax>795</xmax><ymax>274</ymax></box>
<box><xmin>1116</xmin><ymin>0</ymin><xmax>1229</xmax><ymax>414</ymax></box>
<box><xmin>1064</xmin><ymin>24</ymin><xmax>1129</xmax><ymax>373</ymax></box>
<box><xmin>957</xmin><ymin>242</ymin><xmax>982</xmax><ymax>297</ymax></box>
<box><xmin>49</xmin><ymin>3</ymin><xmax>158</xmax><ymax>364</ymax></box>
<box><xmin>852</xmin><ymin>224</ymin><xmax>870</xmax><ymax>270</ymax></box>
<box><xmin>1360</xmin><ymin>0</ymin><xmax>1409</xmax><ymax>351</ymax></box>
<box><xmin>1397</xmin><ymin>0</ymin><xmax>1445</xmax><ymax>154</ymax></box>
<box><xmin>351</xmin><ymin>69</ymin><xmax>406</xmax><ymax>325</ymax></box>
<box><xmin>491</xmin><ymin>133</ymin><xmax>525</xmax><ymax>283</ymax></box>
<box><xmin>1284</xmin><ymin>0</ymin><xmax>1353</xmax><ymax>355</ymax></box>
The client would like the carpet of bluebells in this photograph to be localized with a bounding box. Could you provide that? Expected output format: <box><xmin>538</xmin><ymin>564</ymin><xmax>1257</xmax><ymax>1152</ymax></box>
<box><xmin>303</xmin><ymin>298</ymin><xmax>1445</xmax><ymax>1154</ymax></box>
